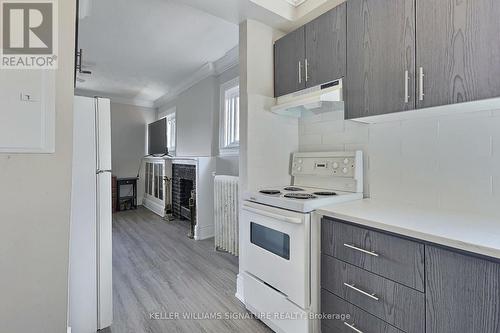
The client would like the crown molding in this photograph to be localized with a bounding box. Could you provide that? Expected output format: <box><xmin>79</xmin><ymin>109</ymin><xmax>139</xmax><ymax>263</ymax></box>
<box><xmin>284</xmin><ymin>0</ymin><xmax>308</xmax><ymax>7</ymax></box>
<box><xmin>75</xmin><ymin>88</ymin><xmax>156</xmax><ymax>109</ymax></box>
<box><xmin>154</xmin><ymin>45</ymin><xmax>239</xmax><ymax>109</ymax></box>
<box><xmin>154</xmin><ymin>62</ymin><xmax>215</xmax><ymax>109</ymax></box>
<box><xmin>214</xmin><ymin>46</ymin><xmax>239</xmax><ymax>75</ymax></box>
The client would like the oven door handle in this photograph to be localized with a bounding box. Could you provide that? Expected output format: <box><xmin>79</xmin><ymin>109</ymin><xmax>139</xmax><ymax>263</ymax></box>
<box><xmin>242</xmin><ymin>204</ymin><xmax>303</xmax><ymax>224</ymax></box>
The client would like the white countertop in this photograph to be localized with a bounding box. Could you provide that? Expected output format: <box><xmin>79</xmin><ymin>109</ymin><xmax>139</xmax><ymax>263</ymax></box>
<box><xmin>316</xmin><ymin>199</ymin><xmax>500</xmax><ymax>260</ymax></box>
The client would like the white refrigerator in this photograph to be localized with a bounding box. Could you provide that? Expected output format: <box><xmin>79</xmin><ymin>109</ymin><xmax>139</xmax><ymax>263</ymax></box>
<box><xmin>69</xmin><ymin>96</ymin><xmax>113</xmax><ymax>332</ymax></box>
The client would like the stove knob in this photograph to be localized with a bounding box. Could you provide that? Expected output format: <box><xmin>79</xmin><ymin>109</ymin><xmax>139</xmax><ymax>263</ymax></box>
<box><xmin>342</xmin><ymin>167</ymin><xmax>348</xmax><ymax>174</ymax></box>
<box><xmin>298</xmin><ymin>159</ymin><xmax>303</xmax><ymax>164</ymax></box>
<box><xmin>332</xmin><ymin>162</ymin><xmax>339</xmax><ymax>169</ymax></box>
<box><xmin>343</xmin><ymin>158</ymin><xmax>349</xmax><ymax>164</ymax></box>
<box><xmin>297</xmin><ymin>166</ymin><xmax>302</xmax><ymax>171</ymax></box>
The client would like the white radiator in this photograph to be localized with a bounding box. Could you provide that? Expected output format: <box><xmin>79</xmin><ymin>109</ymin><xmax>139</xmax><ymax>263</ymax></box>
<box><xmin>214</xmin><ymin>175</ymin><xmax>239</xmax><ymax>256</ymax></box>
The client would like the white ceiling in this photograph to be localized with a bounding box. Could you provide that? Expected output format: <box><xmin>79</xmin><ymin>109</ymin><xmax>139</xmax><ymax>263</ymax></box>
<box><xmin>76</xmin><ymin>0</ymin><xmax>239</xmax><ymax>105</ymax></box>
<box><xmin>76</xmin><ymin>0</ymin><xmax>342</xmax><ymax>106</ymax></box>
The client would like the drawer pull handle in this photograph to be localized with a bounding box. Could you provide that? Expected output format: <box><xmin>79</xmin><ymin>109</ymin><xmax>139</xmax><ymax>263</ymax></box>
<box><xmin>344</xmin><ymin>282</ymin><xmax>380</xmax><ymax>301</ymax></box>
<box><xmin>344</xmin><ymin>322</ymin><xmax>364</xmax><ymax>333</ymax></box>
<box><xmin>343</xmin><ymin>243</ymin><xmax>379</xmax><ymax>257</ymax></box>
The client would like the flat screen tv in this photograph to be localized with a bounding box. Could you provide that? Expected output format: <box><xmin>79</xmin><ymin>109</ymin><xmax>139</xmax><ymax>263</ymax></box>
<box><xmin>148</xmin><ymin>118</ymin><xmax>167</xmax><ymax>155</ymax></box>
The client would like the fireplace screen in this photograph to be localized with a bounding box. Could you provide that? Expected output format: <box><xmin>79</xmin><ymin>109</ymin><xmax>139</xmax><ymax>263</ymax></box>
<box><xmin>179</xmin><ymin>178</ymin><xmax>194</xmax><ymax>220</ymax></box>
<box><xmin>172</xmin><ymin>164</ymin><xmax>196</xmax><ymax>220</ymax></box>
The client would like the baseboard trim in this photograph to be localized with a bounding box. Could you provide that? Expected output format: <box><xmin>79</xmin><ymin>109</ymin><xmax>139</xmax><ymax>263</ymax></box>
<box><xmin>194</xmin><ymin>224</ymin><xmax>214</xmax><ymax>240</ymax></box>
<box><xmin>143</xmin><ymin>198</ymin><xmax>165</xmax><ymax>217</ymax></box>
<box><xmin>235</xmin><ymin>273</ymin><xmax>244</xmax><ymax>303</ymax></box>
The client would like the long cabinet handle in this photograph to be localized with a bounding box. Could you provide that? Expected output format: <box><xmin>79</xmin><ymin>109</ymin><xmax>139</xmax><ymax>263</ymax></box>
<box><xmin>404</xmin><ymin>70</ymin><xmax>409</xmax><ymax>103</ymax></box>
<box><xmin>298</xmin><ymin>61</ymin><xmax>302</xmax><ymax>84</ymax></box>
<box><xmin>344</xmin><ymin>283</ymin><xmax>380</xmax><ymax>301</ymax></box>
<box><xmin>343</xmin><ymin>243</ymin><xmax>379</xmax><ymax>257</ymax></box>
<box><xmin>305</xmin><ymin>58</ymin><xmax>309</xmax><ymax>82</ymax></box>
<box><xmin>419</xmin><ymin>67</ymin><xmax>424</xmax><ymax>101</ymax></box>
<box><xmin>344</xmin><ymin>322</ymin><xmax>364</xmax><ymax>333</ymax></box>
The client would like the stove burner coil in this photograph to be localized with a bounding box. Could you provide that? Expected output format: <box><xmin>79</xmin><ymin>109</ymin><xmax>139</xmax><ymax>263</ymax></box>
<box><xmin>314</xmin><ymin>191</ymin><xmax>337</xmax><ymax>196</ymax></box>
<box><xmin>284</xmin><ymin>193</ymin><xmax>316</xmax><ymax>200</ymax></box>
<box><xmin>259</xmin><ymin>190</ymin><xmax>281</xmax><ymax>195</ymax></box>
<box><xmin>284</xmin><ymin>186</ymin><xmax>305</xmax><ymax>191</ymax></box>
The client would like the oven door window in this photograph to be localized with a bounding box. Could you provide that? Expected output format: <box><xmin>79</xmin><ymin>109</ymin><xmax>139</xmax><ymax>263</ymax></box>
<box><xmin>250</xmin><ymin>222</ymin><xmax>290</xmax><ymax>260</ymax></box>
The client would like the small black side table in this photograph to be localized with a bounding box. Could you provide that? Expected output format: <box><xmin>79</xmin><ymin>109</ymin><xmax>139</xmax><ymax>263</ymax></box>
<box><xmin>117</xmin><ymin>177</ymin><xmax>138</xmax><ymax>211</ymax></box>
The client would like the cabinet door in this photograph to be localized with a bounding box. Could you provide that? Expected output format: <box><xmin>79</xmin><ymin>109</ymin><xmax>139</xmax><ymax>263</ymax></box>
<box><xmin>426</xmin><ymin>246</ymin><xmax>500</xmax><ymax>333</ymax></box>
<box><xmin>416</xmin><ymin>0</ymin><xmax>500</xmax><ymax>109</ymax></box>
<box><xmin>346</xmin><ymin>0</ymin><xmax>415</xmax><ymax>119</ymax></box>
<box><xmin>274</xmin><ymin>27</ymin><xmax>306</xmax><ymax>97</ymax></box>
<box><xmin>305</xmin><ymin>3</ymin><xmax>346</xmax><ymax>88</ymax></box>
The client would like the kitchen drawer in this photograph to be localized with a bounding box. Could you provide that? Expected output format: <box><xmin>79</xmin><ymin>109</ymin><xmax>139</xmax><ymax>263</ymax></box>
<box><xmin>322</xmin><ymin>255</ymin><xmax>424</xmax><ymax>333</ymax></box>
<box><xmin>321</xmin><ymin>218</ymin><xmax>425</xmax><ymax>291</ymax></box>
<box><xmin>321</xmin><ymin>289</ymin><xmax>404</xmax><ymax>333</ymax></box>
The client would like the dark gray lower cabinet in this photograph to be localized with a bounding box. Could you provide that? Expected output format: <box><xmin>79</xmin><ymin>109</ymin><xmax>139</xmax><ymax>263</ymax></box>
<box><xmin>322</xmin><ymin>218</ymin><xmax>500</xmax><ymax>333</ymax></box>
<box><xmin>322</xmin><ymin>218</ymin><xmax>425</xmax><ymax>291</ymax></box>
<box><xmin>416</xmin><ymin>0</ymin><xmax>500</xmax><ymax>109</ymax></box>
<box><xmin>346</xmin><ymin>0</ymin><xmax>416</xmax><ymax>119</ymax></box>
<box><xmin>322</xmin><ymin>255</ymin><xmax>424</xmax><ymax>333</ymax></box>
<box><xmin>426</xmin><ymin>246</ymin><xmax>500</xmax><ymax>333</ymax></box>
<box><xmin>321</xmin><ymin>290</ymin><xmax>404</xmax><ymax>333</ymax></box>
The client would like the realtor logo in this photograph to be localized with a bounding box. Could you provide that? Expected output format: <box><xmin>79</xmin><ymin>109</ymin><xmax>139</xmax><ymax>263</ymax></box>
<box><xmin>1</xmin><ymin>0</ymin><xmax>58</xmax><ymax>69</ymax></box>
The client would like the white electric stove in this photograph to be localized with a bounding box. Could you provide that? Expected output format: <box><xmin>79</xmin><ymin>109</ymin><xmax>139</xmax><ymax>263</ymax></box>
<box><xmin>240</xmin><ymin>151</ymin><xmax>363</xmax><ymax>333</ymax></box>
<box><xmin>243</xmin><ymin>186</ymin><xmax>362</xmax><ymax>213</ymax></box>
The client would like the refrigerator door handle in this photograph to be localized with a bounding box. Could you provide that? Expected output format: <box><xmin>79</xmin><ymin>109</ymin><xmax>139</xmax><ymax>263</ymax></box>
<box><xmin>96</xmin><ymin>169</ymin><xmax>112</xmax><ymax>174</ymax></box>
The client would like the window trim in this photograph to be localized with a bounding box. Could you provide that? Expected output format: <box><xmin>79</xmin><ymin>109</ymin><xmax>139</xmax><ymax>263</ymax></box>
<box><xmin>158</xmin><ymin>107</ymin><xmax>176</xmax><ymax>155</ymax></box>
<box><xmin>219</xmin><ymin>77</ymin><xmax>240</xmax><ymax>156</ymax></box>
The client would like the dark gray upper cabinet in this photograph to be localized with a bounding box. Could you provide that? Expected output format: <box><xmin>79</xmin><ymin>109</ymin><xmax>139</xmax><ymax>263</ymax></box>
<box><xmin>305</xmin><ymin>3</ymin><xmax>347</xmax><ymax>89</ymax></box>
<box><xmin>426</xmin><ymin>246</ymin><xmax>500</xmax><ymax>333</ymax></box>
<box><xmin>416</xmin><ymin>0</ymin><xmax>500</xmax><ymax>109</ymax></box>
<box><xmin>274</xmin><ymin>4</ymin><xmax>347</xmax><ymax>97</ymax></box>
<box><xmin>345</xmin><ymin>0</ymin><xmax>416</xmax><ymax>119</ymax></box>
<box><xmin>274</xmin><ymin>27</ymin><xmax>306</xmax><ymax>97</ymax></box>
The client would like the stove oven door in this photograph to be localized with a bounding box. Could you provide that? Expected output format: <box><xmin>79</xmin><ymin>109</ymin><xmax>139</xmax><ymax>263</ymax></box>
<box><xmin>241</xmin><ymin>201</ymin><xmax>310</xmax><ymax>309</ymax></box>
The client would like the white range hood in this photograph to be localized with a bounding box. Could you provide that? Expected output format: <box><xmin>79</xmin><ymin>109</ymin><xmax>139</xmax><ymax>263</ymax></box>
<box><xmin>271</xmin><ymin>79</ymin><xmax>344</xmax><ymax>117</ymax></box>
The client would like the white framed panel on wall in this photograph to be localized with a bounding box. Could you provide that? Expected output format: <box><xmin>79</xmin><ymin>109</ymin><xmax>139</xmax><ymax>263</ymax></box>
<box><xmin>0</xmin><ymin>70</ymin><xmax>56</xmax><ymax>153</ymax></box>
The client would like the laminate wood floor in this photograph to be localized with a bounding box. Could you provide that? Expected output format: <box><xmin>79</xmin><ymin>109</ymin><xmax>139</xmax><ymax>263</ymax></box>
<box><xmin>102</xmin><ymin>208</ymin><xmax>272</xmax><ymax>333</ymax></box>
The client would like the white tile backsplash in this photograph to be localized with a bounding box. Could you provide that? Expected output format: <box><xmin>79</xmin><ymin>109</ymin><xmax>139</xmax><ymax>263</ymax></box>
<box><xmin>298</xmin><ymin>107</ymin><xmax>500</xmax><ymax>216</ymax></box>
<box><xmin>300</xmin><ymin>134</ymin><xmax>322</xmax><ymax>145</ymax></box>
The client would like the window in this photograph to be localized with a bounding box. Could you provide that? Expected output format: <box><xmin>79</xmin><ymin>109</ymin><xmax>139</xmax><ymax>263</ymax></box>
<box><xmin>158</xmin><ymin>107</ymin><xmax>176</xmax><ymax>154</ymax></box>
<box><xmin>220</xmin><ymin>78</ymin><xmax>240</xmax><ymax>154</ymax></box>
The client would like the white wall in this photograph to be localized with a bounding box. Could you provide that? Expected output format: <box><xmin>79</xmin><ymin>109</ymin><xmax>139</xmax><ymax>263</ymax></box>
<box><xmin>110</xmin><ymin>102</ymin><xmax>156</xmax><ymax>203</ymax></box>
<box><xmin>299</xmin><ymin>107</ymin><xmax>500</xmax><ymax>217</ymax></box>
<box><xmin>0</xmin><ymin>0</ymin><xmax>76</xmax><ymax>332</ymax></box>
<box><xmin>239</xmin><ymin>20</ymin><xmax>298</xmax><ymax>193</ymax></box>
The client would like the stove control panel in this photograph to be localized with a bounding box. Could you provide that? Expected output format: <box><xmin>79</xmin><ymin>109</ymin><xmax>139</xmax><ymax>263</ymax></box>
<box><xmin>292</xmin><ymin>156</ymin><xmax>356</xmax><ymax>177</ymax></box>
<box><xmin>291</xmin><ymin>151</ymin><xmax>363</xmax><ymax>193</ymax></box>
